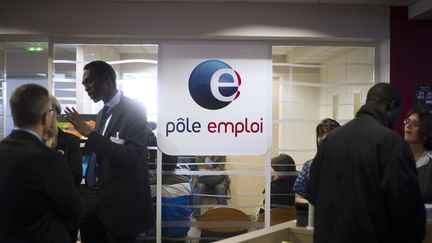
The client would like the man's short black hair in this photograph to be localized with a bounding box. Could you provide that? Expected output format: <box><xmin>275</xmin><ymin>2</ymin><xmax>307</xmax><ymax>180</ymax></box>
<box><xmin>162</xmin><ymin>153</ymin><xmax>179</xmax><ymax>171</ymax></box>
<box><xmin>84</xmin><ymin>60</ymin><xmax>116</xmax><ymax>86</ymax></box>
<box><xmin>366</xmin><ymin>83</ymin><xmax>402</xmax><ymax>110</ymax></box>
<box><xmin>10</xmin><ymin>84</ymin><xmax>50</xmax><ymax>128</ymax></box>
<box><xmin>365</xmin><ymin>83</ymin><xmax>402</xmax><ymax>127</ymax></box>
<box><xmin>271</xmin><ymin>153</ymin><xmax>296</xmax><ymax>172</ymax></box>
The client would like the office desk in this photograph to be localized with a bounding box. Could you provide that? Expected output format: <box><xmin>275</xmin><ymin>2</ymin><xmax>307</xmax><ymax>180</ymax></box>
<box><xmin>216</xmin><ymin>220</ymin><xmax>312</xmax><ymax>243</ymax></box>
<box><xmin>425</xmin><ymin>221</ymin><xmax>432</xmax><ymax>243</ymax></box>
<box><xmin>217</xmin><ymin>220</ymin><xmax>432</xmax><ymax>243</ymax></box>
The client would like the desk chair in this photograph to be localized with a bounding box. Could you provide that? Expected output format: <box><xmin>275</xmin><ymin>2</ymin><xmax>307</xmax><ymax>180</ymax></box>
<box><xmin>294</xmin><ymin>202</ymin><xmax>309</xmax><ymax>227</ymax></box>
<box><xmin>198</xmin><ymin>207</ymin><xmax>251</xmax><ymax>243</ymax></box>
<box><xmin>193</xmin><ymin>177</ymin><xmax>229</xmax><ymax>217</ymax></box>
<box><xmin>257</xmin><ymin>207</ymin><xmax>297</xmax><ymax>227</ymax></box>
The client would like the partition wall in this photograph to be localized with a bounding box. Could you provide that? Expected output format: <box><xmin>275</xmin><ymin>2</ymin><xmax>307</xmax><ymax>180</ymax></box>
<box><xmin>0</xmin><ymin>40</ymin><xmax>375</xmax><ymax>242</ymax></box>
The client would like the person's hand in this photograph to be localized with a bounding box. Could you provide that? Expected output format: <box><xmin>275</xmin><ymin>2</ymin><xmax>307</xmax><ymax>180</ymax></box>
<box><xmin>45</xmin><ymin>135</ymin><xmax>58</xmax><ymax>149</ymax></box>
<box><xmin>64</xmin><ymin>107</ymin><xmax>93</xmax><ymax>137</ymax></box>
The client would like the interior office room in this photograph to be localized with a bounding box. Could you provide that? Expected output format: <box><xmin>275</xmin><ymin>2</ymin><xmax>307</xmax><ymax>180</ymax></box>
<box><xmin>1</xmin><ymin>0</ymin><xmax>432</xmax><ymax>242</ymax></box>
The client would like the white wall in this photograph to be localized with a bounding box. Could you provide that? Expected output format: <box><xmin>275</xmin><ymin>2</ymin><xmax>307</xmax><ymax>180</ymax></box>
<box><xmin>278</xmin><ymin>68</ymin><xmax>320</xmax><ymax>168</ymax></box>
<box><xmin>378</xmin><ymin>39</ymin><xmax>390</xmax><ymax>83</ymax></box>
<box><xmin>319</xmin><ymin>48</ymin><xmax>374</xmax><ymax>122</ymax></box>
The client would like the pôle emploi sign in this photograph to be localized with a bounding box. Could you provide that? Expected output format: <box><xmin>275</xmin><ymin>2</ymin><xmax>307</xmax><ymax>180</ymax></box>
<box><xmin>157</xmin><ymin>41</ymin><xmax>272</xmax><ymax>155</ymax></box>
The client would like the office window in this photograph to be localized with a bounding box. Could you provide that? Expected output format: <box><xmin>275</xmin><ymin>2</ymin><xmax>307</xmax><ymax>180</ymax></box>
<box><xmin>0</xmin><ymin>42</ymin><xmax>49</xmax><ymax>137</ymax></box>
<box><xmin>53</xmin><ymin>44</ymin><xmax>158</xmax><ymax>122</ymax></box>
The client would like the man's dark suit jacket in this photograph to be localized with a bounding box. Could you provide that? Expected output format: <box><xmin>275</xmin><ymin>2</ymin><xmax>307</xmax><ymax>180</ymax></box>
<box><xmin>85</xmin><ymin>95</ymin><xmax>153</xmax><ymax>237</ymax></box>
<box><xmin>55</xmin><ymin>128</ymin><xmax>82</xmax><ymax>186</ymax></box>
<box><xmin>0</xmin><ymin>130</ymin><xmax>82</xmax><ymax>243</ymax></box>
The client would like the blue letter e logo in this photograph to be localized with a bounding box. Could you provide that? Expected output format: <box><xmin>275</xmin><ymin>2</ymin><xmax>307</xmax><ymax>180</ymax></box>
<box><xmin>188</xmin><ymin>60</ymin><xmax>241</xmax><ymax>110</ymax></box>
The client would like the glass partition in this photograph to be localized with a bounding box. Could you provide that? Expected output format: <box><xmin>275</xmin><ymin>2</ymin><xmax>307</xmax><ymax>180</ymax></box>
<box><xmin>149</xmin><ymin>153</ymin><xmax>268</xmax><ymax>242</ymax></box>
<box><xmin>272</xmin><ymin>46</ymin><xmax>375</xmax><ymax>170</ymax></box>
<box><xmin>0</xmin><ymin>42</ymin><xmax>48</xmax><ymax>137</ymax></box>
<box><xmin>0</xmin><ymin>48</ymin><xmax>5</xmax><ymax>139</ymax></box>
<box><xmin>0</xmin><ymin>40</ymin><xmax>376</xmax><ymax>242</ymax></box>
<box><xmin>53</xmin><ymin>44</ymin><xmax>158</xmax><ymax>123</ymax></box>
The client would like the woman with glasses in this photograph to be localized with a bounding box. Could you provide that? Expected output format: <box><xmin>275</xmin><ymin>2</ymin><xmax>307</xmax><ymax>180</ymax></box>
<box><xmin>404</xmin><ymin>108</ymin><xmax>432</xmax><ymax>203</ymax></box>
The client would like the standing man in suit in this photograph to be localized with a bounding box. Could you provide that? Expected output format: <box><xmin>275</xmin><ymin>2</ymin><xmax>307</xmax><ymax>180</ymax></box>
<box><xmin>0</xmin><ymin>84</ymin><xmax>81</xmax><ymax>242</ymax></box>
<box><xmin>65</xmin><ymin>60</ymin><xmax>153</xmax><ymax>243</ymax></box>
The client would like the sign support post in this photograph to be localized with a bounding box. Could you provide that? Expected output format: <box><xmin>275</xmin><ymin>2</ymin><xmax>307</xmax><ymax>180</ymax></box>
<box><xmin>265</xmin><ymin>149</ymin><xmax>272</xmax><ymax>228</ymax></box>
<box><xmin>156</xmin><ymin>149</ymin><xmax>162</xmax><ymax>243</ymax></box>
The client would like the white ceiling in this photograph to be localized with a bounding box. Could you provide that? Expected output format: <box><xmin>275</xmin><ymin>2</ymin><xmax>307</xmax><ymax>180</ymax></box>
<box><xmin>12</xmin><ymin>0</ymin><xmax>432</xmax><ymax>19</ymax></box>
<box><xmin>1</xmin><ymin>0</ymin><xmax>430</xmax><ymax>64</ymax></box>
<box><xmin>273</xmin><ymin>46</ymin><xmax>358</xmax><ymax>63</ymax></box>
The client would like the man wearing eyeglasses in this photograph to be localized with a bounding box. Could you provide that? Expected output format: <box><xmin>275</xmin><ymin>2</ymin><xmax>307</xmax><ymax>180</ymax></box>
<box><xmin>0</xmin><ymin>84</ymin><xmax>82</xmax><ymax>242</ymax></box>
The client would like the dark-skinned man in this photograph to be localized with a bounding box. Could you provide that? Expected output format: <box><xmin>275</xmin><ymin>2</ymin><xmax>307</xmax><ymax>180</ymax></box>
<box><xmin>65</xmin><ymin>60</ymin><xmax>152</xmax><ymax>243</ymax></box>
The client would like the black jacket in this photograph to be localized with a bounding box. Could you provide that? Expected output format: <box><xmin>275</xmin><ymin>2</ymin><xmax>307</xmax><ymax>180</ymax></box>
<box><xmin>85</xmin><ymin>95</ymin><xmax>153</xmax><ymax>237</ymax></box>
<box><xmin>271</xmin><ymin>176</ymin><xmax>296</xmax><ymax>207</ymax></box>
<box><xmin>308</xmin><ymin>105</ymin><xmax>426</xmax><ymax>243</ymax></box>
<box><xmin>0</xmin><ymin>130</ymin><xmax>81</xmax><ymax>243</ymax></box>
<box><xmin>55</xmin><ymin>128</ymin><xmax>82</xmax><ymax>186</ymax></box>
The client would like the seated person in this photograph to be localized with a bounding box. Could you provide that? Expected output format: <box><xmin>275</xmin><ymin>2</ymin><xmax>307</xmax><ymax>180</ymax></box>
<box><xmin>270</xmin><ymin>153</ymin><xmax>297</xmax><ymax>207</ymax></box>
<box><xmin>193</xmin><ymin>156</ymin><xmax>230</xmax><ymax>216</ymax></box>
<box><xmin>257</xmin><ymin>153</ymin><xmax>297</xmax><ymax>216</ymax></box>
<box><xmin>292</xmin><ymin>118</ymin><xmax>340</xmax><ymax>226</ymax></box>
<box><xmin>150</xmin><ymin>153</ymin><xmax>193</xmax><ymax>238</ymax></box>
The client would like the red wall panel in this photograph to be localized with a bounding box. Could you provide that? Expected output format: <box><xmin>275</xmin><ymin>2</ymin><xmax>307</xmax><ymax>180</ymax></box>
<box><xmin>390</xmin><ymin>7</ymin><xmax>432</xmax><ymax>134</ymax></box>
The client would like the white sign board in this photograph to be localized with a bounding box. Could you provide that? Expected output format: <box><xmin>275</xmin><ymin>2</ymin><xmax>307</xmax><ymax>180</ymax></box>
<box><xmin>157</xmin><ymin>41</ymin><xmax>272</xmax><ymax>155</ymax></box>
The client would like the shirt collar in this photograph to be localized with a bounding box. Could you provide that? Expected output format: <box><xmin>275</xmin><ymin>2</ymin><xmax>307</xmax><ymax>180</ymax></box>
<box><xmin>14</xmin><ymin>127</ymin><xmax>43</xmax><ymax>143</ymax></box>
<box><xmin>416</xmin><ymin>151</ymin><xmax>432</xmax><ymax>168</ymax></box>
<box><xmin>426</xmin><ymin>151</ymin><xmax>432</xmax><ymax>159</ymax></box>
<box><xmin>104</xmin><ymin>90</ymin><xmax>122</xmax><ymax>109</ymax></box>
